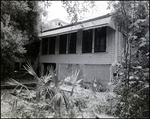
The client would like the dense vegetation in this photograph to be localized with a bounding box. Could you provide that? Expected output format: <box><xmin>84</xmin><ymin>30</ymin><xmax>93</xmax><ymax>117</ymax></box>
<box><xmin>1</xmin><ymin>1</ymin><xmax>44</xmax><ymax>80</ymax></box>
<box><xmin>108</xmin><ymin>1</ymin><xmax>149</xmax><ymax>118</ymax></box>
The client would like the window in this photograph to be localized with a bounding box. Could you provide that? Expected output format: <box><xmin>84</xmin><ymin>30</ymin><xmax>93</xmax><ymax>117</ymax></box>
<box><xmin>42</xmin><ymin>38</ymin><xmax>48</xmax><ymax>55</ymax></box>
<box><xmin>82</xmin><ymin>29</ymin><xmax>93</xmax><ymax>53</ymax></box>
<box><xmin>49</xmin><ymin>36</ymin><xmax>56</xmax><ymax>54</ymax></box>
<box><xmin>94</xmin><ymin>27</ymin><xmax>106</xmax><ymax>52</ymax></box>
<box><xmin>59</xmin><ymin>34</ymin><xmax>67</xmax><ymax>54</ymax></box>
<box><xmin>68</xmin><ymin>32</ymin><xmax>77</xmax><ymax>53</ymax></box>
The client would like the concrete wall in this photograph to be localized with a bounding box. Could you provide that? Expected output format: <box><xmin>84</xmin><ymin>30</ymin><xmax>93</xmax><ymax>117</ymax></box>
<box><xmin>39</xmin><ymin>26</ymin><xmax>117</xmax><ymax>88</ymax></box>
<box><xmin>58</xmin><ymin>63</ymin><xmax>110</xmax><ymax>90</ymax></box>
<box><xmin>84</xmin><ymin>64</ymin><xmax>110</xmax><ymax>87</ymax></box>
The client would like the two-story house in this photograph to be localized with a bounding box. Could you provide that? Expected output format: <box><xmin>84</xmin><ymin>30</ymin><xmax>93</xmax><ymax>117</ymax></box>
<box><xmin>38</xmin><ymin>13</ymin><xmax>125</xmax><ymax>89</ymax></box>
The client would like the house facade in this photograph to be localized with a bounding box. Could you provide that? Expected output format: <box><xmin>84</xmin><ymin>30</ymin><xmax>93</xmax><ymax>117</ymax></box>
<box><xmin>38</xmin><ymin>14</ymin><xmax>125</xmax><ymax>89</ymax></box>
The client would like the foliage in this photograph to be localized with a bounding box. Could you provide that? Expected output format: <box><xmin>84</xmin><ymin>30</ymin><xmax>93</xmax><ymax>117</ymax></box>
<box><xmin>1</xmin><ymin>1</ymin><xmax>45</xmax><ymax>80</ymax></box>
<box><xmin>1</xmin><ymin>1</ymin><xmax>44</xmax><ymax>42</ymax></box>
<box><xmin>23</xmin><ymin>63</ymin><xmax>90</xmax><ymax>117</ymax></box>
<box><xmin>91</xmin><ymin>77</ymin><xmax>106</xmax><ymax>92</ymax></box>
<box><xmin>64</xmin><ymin>69</ymin><xmax>83</xmax><ymax>96</ymax></box>
<box><xmin>23</xmin><ymin>63</ymin><xmax>70</xmax><ymax>117</ymax></box>
<box><xmin>62</xmin><ymin>1</ymin><xmax>95</xmax><ymax>23</ymax></box>
<box><xmin>1</xmin><ymin>78</ymin><xmax>118</xmax><ymax>118</ymax></box>
<box><xmin>108</xmin><ymin>1</ymin><xmax>149</xmax><ymax>118</ymax></box>
<box><xmin>1</xmin><ymin>16</ymin><xmax>28</xmax><ymax>79</ymax></box>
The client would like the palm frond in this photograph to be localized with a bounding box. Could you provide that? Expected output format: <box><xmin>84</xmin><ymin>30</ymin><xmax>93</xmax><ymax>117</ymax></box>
<box><xmin>23</xmin><ymin>61</ymin><xmax>38</xmax><ymax>79</ymax></box>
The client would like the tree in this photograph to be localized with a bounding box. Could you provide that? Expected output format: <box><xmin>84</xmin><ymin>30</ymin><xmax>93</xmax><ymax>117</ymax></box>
<box><xmin>61</xmin><ymin>1</ymin><xmax>95</xmax><ymax>23</ymax></box>
<box><xmin>108</xmin><ymin>1</ymin><xmax>149</xmax><ymax>118</ymax></box>
<box><xmin>1</xmin><ymin>1</ymin><xmax>46</xmax><ymax>80</ymax></box>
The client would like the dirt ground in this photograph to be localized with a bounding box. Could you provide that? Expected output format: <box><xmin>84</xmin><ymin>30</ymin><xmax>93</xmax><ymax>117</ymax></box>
<box><xmin>1</xmin><ymin>83</ymin><xmax>118</xmax><ymax>118</ymax></box>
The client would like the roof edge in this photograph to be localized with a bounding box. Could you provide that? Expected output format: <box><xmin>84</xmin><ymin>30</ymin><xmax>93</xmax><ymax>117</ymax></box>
<box><xmin>42</xmin><ymin>13</ymin><xmax>112</xmax><ymax>33</ymax></box>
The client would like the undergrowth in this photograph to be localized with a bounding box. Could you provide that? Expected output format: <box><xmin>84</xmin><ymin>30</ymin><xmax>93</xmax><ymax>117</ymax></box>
<box><xmin>2</xmin><ymin>62</ymin><xmax>117</xmax><ymax>118</ymax></box>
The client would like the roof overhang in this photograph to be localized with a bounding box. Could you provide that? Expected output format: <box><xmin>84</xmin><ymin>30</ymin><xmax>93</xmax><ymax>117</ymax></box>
<box><xmin>39</xmin><ymin>15</ymin><xmax>116</xmax><ymax>38</ymax></box>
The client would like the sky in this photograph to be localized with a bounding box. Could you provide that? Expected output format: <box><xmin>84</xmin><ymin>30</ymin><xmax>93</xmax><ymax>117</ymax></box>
<box><xmin>41</xmin><ymin>1</ymin><xmax>111</xmax><ymax>24</ymax></box>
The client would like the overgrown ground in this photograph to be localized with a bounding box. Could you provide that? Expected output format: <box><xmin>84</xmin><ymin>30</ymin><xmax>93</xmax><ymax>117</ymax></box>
<box><xmin>1</xmin><ymin>64</ymin><xmax>119</xmax><ymax>118</ymax></box>
<box><xmin>1</xmin><ymin>83</ymin><xmax>118</xmax><ymax>118</ymax></box>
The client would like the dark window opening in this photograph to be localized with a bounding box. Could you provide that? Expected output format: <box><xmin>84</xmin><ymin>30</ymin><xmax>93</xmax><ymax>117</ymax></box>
<box><xmin>82</xmin><ymin>29</ymin><xmax>93</xmax><ymax>53</ymax></box>
<box><xmin>42</xmin><ymin>38</ymin><xmax>48</xmax><ymax>55</ymax></box>
<box><xmin>94</xmin><ymin>27</ymin><xmax>106</xmax><ymax>52</ymax></box>
<box><xmin>14</xmin><ymin>62</ymin><xmax>19</xmax><ymax>71</ymax></box>
<box><xmin>49</xmin><ymin>36</ymin><xmax>56</xmax><ymax>54</ymax></box>
<box><xmin>59</xmin><ymin>34</ymin><xmax>67</xmax><ymax>54</ymax></box>
<box><xmin>68</xmin><ymin>32</ymin><xmax>77</xmax><ymax>54</ymax></box>
<box><xmin>43</xmin><ymin>63</ymin><xmax>56</xmax><ymax>75</ymax></box>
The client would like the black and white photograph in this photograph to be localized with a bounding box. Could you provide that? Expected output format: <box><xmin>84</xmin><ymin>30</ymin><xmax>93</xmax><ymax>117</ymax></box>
<box><xmin>1</xmin><ymin>1</ymin><xmax>149</xmax><ymax>118</ymax></box>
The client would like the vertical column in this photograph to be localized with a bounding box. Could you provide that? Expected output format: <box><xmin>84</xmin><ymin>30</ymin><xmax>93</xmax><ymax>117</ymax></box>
<box><xmin>92</xmin><ymin>29</ymin><xmax>95</xmax><ymax>53</ymax></box>
<box><xmin>66</xmin><ymin>34</ymin><xmax>69</xmax><ymax>54</ymax></box>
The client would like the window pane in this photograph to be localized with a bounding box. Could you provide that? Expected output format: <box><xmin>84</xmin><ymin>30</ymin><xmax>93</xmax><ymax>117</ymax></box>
<box><xmin>49</xmin><ymin>36</ymin><xmax>56</xmax><ymax>54</ymax></box>
<box><xmin>59</xmin><ymin>34</ymin><xmax>67</xmax><ymax>54</ymax></box>
<box><xmin>42</xmin><ymin>38</ymin><xmax>48</xmax><ymax>55</ymax></box>
<box><xmin>68</xmin><ymin>32</ymin><xmax>77</xmax><ymax>53</ymax></box>
<box><xmin>94</xmin><ymin>27</ymin><xmax>106</xmax><ymax>52</ymax></box>
<box><xmin>100</xmin><ymin>37</ymin><xmax>106</xmax><ymax>52</ymax></box>
<box><xmin>82</xmin><ymin>29</ymin><xmax>93</xmax><ymax>53</ymax></box>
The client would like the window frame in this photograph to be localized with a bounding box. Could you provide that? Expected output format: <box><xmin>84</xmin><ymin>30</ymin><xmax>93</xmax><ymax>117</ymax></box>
<box><xmin>42</xmin><ymin>37</ymin><xmax>49</xmax><ymax>55</ymax></box>
<box><xmin>81</xmin><ymin>26</ymin><xmax>107</xmax><ymax>54</ymax></box>
<box><xmin>82</xmin><ymin>29</ymin><xmax>93</xmax><ymax>53</ymax></box>
<box><xmin>48</xmin><ymin>36</ymin><xmax>56</xmax><ymax>54</ymax></box>
<box><xmin>59</xmin><ymin>34</ymin><xmax>68</xmax><ymax>54</ymax></box>
<box><xmin>94</xmin><ymin>26</ymin><xmax>107</xmax><ymax>52</ymax></box>
<box><xmin>68</xmin><ymin>32</ymin><xmax>77</xmax><ymax>54</ymax></box>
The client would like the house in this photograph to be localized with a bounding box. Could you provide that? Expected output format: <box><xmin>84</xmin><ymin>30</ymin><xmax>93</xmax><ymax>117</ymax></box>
<box><xmin>41</xmin><ymin>18</ymin><xmax>69</xmax><ymax>31</ymax></box>
<box><xmin>13</xmin><ymin>19</ymin><xmax>68</xmax><ymax>78</ymax></box>
<box><xmin>38</xmin><ymin>13</ymin><xmax>125</xmax><ymax>89</ymax></box>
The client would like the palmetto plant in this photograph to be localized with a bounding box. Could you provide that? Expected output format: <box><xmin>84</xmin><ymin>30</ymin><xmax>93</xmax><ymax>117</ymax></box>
<box><xmin>47</xmin><ymin>89</ymin><xmax>70</xmax><ymax>117</ymax></box>
<box><xmin>23</xmin><ymin>62</ymin><xmax>89</xmax><ymax>117</ymax></box>
<box><xmin>23</xmin><ymin>62</ymin><xmax>53</xmax><ymax>100</ymax></box>
<box><xmin>64</xmin><ymin>69</ymin><xmax>83</xmax><ymax>96</ymax></box>
<box><xmin>23</xmin><ymin>62</ymin><xmax>70</xmax><ymax>116</ymax></box>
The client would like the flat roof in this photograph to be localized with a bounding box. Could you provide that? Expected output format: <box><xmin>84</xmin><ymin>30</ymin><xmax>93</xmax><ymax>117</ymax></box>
<box><xmin>39</xmin><ymin>13</ymin><xmax>116</xmax><ymax>38</ymax></box>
